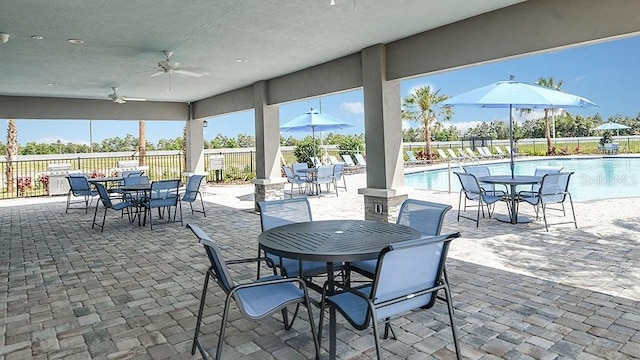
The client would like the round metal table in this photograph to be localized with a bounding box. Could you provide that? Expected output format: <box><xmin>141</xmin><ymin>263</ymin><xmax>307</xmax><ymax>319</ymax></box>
<box><xmin>478</xmin><ymin>175</ymin><xmax>541</xmax><ymax>224</ymax></box>
<box><xmin>258</xmin><ymin>219</ymin><xmax>421</xmax><ymax>360</ymax></box>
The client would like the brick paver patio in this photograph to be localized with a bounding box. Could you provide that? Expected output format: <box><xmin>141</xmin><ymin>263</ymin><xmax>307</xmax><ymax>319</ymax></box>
<box><xmin>1</xmin><ymin>170</ymin><xmax>639</xmax><ymax>359</ymax></box>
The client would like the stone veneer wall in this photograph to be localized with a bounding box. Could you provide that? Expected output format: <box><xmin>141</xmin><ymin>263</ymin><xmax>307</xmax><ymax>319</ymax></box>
<box><xmin>254</xmin><ymin>183</ymin><xmax>285</xmax><ymax>211</ymax></box>
<box><xmin>363</xmin><ymin>194</ymin><xmax>407</xmax><ymax>223</ymax></box>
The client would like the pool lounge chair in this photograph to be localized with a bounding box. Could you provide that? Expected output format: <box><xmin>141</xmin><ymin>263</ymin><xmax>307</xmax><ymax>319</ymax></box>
<box><xmin>505</xmin><ymin>145</ymin><xmax>522</xmax><ymax>157</ymax></box>
<box><xmin>328</xmin><ymin>155</ymin><xmax>343</xmax><ymax>165</ymax></box>
<box><xmin>341</xmin><ymin>154</ymin><xmax>356</xmax><ymax>166</ymax></box>
<box><xmin>481</xmin><ymin>146</ymin><xmax>500</xmax><ymax>158</ymax></box>
<box><xmin>464</xmin><ymin>148</ymin><xmax>482</xmax><ymax>161</ymax></box>
<box><xmin>406</xmin><ymin>150</ymin><xmax>429</xmax><ymax>164</ymax></box>
<box><xmin>354</xmin><ymin>153</ymin><xmax>367</xmax><ymax>166</ymax></box>
<box><xmin>494</xmin><ymin>146</ymin><xmax>507</xmax><ymax>157</ymax></box>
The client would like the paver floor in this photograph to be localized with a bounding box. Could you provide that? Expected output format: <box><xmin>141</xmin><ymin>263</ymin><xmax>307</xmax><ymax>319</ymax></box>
<box><xmin>1</xmin><ymin>169</ymin><xmax>639</xmax><ymax>359</ymax></box>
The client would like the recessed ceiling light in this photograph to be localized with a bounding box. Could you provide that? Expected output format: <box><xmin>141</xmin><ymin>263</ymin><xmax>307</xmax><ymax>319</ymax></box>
<box><xmin>67</xmin><ymin>39</ymin><xmax>84</xmax><ymax>45</ymax></box>
<box><xmin>47</xmin><ymin>83</ymin><xmax>58</xmax><ymax>87</ymax></box>
<box><xmin>31</xmin><ymin>35</ymin><xmax>44</xmax><ymax>40</ymax></box>
<box><xmin>236</xmin><ymin>58</ymin><xmax>248</xmax><ymax>63</ymax></box>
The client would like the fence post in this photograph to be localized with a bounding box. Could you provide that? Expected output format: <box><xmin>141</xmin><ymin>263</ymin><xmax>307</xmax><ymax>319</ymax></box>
<box><xmin>250</xmin><ymin>151</ymin><xmax>254</xmax><ymax>173</ymax></box>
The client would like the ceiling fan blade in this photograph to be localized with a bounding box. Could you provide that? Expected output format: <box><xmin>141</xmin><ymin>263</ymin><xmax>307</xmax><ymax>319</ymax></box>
<box><xmin>151</xmin><ymin>70</ymin><xmax>167</xmax><ymax>77</ymax></box>
<box><xmin>174</xmin><ymin>69</ymin><xmax>205</xmax><ymax>77</ymax></box>
<box><xmin>123</xmin><ymin>97</ymin><xmax>147</xmax><ymax>102</ymax></box>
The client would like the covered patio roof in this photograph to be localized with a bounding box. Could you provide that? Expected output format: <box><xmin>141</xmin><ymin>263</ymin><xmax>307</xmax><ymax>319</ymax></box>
<box><xmin>1</xmin><ymin>0</ymin><xmax>639</xmax><ymax>120</ymax></box>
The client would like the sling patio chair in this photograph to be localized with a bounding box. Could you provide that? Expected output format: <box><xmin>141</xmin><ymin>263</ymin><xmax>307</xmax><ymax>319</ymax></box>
<box><xmin>310</xmin><ymin>165</ymin><xmax>335</xmax><ymax>196</ymax></box>
<box><xmin>282</xmin><ymin>165</ymin><xmax>307</xmax><ymax>197</ymax></box>
<box><xmin>257</xmin><ymin>198</ymin><xmax>335</xmax><ymax>279</ymax></box>
<box><xmin>332</xmin><ymin>163</ymin><xmax>347</xmax><ymax>194</ymax></box>
<box><xmin>92</xmin><ymin>183</ymin><xmax>134</xmax><ymax>232</ymax></box>
<box><xmin>181</xmin><ymin>174</ymin><xmax>207</xmax><ymax>217</ymax></box>
<box><xmin>186</xmin><ymin>224</ymin><xmax>319</xmax><ymax>360</ymax></box>
<box><xmin>494</xmin><ymin>146</ymin><xmax>507</xmax><ymax>157</ymax></box>
<box><xmin>318</xmin><ymin>233</ymin><xmax>462</xmax><ymax>360</ymax></box>
<box><xmin>517</xmin><ymin>172</ymin><xmax>577</xmax><ymax>231</ymax></box>
<box><xmin>349</xmin><ymin>199</ymin><xmax>452</xmax><ymax>278</ymax></box>
<box><xmin>328</xmin><ymin>155</ymin><xmax>343</xmax><ymax>165</ymax></box>
<box><xmin>66</xmin><ymin>173</ymin><xmax>98</xmax><ymax>213</ymax></box>
<box><xmin>142</xmin><ymin>179</ymin><xmax>182</xmax><ymax>230</ymax></box>
<box><xmin>454</xmin><ymin>172</ymin><xmax>508</xmax><ymax>227</ymax></box>
<box><xmin>530</xmin><ymin>166</ymin><xmax>564</xmax><ymax>193</ymax></box>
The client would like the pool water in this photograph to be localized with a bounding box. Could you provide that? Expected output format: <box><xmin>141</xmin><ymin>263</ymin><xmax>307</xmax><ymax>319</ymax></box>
<box><xmin>404</xmin><ymin>157</ymin><xmax>640</xmax><ymax>201</ymax></box>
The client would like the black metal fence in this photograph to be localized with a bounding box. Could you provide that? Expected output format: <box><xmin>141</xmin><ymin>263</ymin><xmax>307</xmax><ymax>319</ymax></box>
<box><xmin>3</xmin><ymin>137</ymin><xmax>640</xmax><ymax>200</ymax></box>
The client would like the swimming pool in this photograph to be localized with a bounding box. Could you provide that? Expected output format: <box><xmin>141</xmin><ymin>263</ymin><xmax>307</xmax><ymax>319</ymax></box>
<box><xmin>404</xmin><ymin>157</ymin><xmax>640</xmax><ymax>201</ymax></box>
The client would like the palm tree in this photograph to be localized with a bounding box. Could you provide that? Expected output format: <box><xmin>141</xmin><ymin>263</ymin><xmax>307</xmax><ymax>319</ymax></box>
<box><xmin>402</xmin><ymin>86</ymin><xmax>453</xmax><ymax>159</ymax></box>
<box><xmin>138</xmin><ymin>120</ymin><xmax>146</xmax><ymax>166</ymax></box>
<box><xmin>5</xmin><ymin>119</ymin><xmax>17</xmax><ymax>194</ymax></box>
<box><xmin>519</xmin><ymin>77</ymin><xmax>563</xmax><ymax>155</ymax></box>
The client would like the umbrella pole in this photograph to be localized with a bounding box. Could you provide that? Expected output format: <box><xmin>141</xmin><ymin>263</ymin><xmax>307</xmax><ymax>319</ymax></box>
<box><xmin>509</xmin><ymin>104</ymin><xmax>515</xmax><ymax>179</ymax></box>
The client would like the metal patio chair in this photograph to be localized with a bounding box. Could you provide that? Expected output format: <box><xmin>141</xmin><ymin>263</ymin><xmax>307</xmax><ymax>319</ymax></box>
<box><xmin>454</xmin><ymin>172</ymin><xmax>508</xmax><ymax>227</ymax></box>
<box><xmin>187</xmin><ymin>224</ymin><xmax>319</xmax><ymax>360</ymax></box>
<box><xmin>518</xmin><ymin>172</ymin><xmax>577</xmax><ymax>231</ymax></box>
<box><xmin>142</xmin><ymin>179</ymin><xmax>182</xmax><ymax>229</ymax></box>
<box><xmin>257</xmin><ymin>198</ymin><xmax>332</xmax><ymax>279</ymax></box>
<box><xmin>332</xmin><ymin>163</ymin><xmax>347</xmax><ymax>194</ymax></box>
<box><xmin>283</xmin><ymin>165</ymin><xmax>306</xmax><ymax>197</ymax></box>
<box><xmin>349</xmin><ymin>199</ymin><xmax>452</xmax><ymax>278</ymax></box>
<box><xmin>311</xmin><ymin>165</ymin><xmax>334</xmax><ymax>196</ymax></box>
<box><xmin>66</xmin><ymin>173</ymin><xmax>98</xmax><ymax>213</ymax></box>
<box><xmin>180</xmin><ymin>174</ymin><xmax>206</xmax><ymax>217</ymax></box>
<box><xmin>318</xmin><ymin>233</ymin><xmax>462</xmax><ymax>360</ymax></box>
<box><xmin>91</xmin><ymin>183</ymin><xmax>133</xmax><ymax>232</ymax></box>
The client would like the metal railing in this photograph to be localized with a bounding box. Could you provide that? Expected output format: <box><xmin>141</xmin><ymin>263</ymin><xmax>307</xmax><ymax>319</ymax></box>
<box><xmin>3</xmin><ymin>136</ymin><xmax>640</xmax><ymax>200</ymax></box>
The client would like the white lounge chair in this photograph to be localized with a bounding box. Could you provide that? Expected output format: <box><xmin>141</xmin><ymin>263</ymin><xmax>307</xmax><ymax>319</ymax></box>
<box><xmin>481</xmin><ymin>147</ymin><xmax>499</xmax><ymax>158</ymax></box>
<box><xmin>505</xmin><ymin>146</ymin><xmax>522</xmax><ymax>157</ymax></box>
<box><xmin>354</xmin><ymin>154</ymin><xmax>367</xmax><ymax>166</ymax></box>
<box><xmin>447</xmin><ymin>149</ymin><xmax>466</xmax><ymax>162</ymax></box>
<box><xmin>494</xmin><ymin>146</ymin><xmax>507</xmax><ymax>157</ymax></box>
<box><xmin>405</xmin><ymin>150</ymin><xmax>429</xmax><ymax>164</ymax></box>
<box><xmin>341</xmin><ymin>154</ymin><xmax>356</xmax><ymax>166</ymax></box>
<box><xmin>464</xmin><ymin>148</ymin><xmax>481</xmax><ymax>161</ymax></box>
<box><xmin>328</xmin><ymin>155</ymin><xmax>343</xmax><ymax>165</ymax></box>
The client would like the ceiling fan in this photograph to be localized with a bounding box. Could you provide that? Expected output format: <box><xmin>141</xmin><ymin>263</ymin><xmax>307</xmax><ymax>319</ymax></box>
<box><xmin>107</xmin><ymin>87</ymin><xmax>146</xmax><ymax>104</ymax></box>
<box><xmin>151</xmin><ymin>51</ymin><xmax>207</xmax><ymax>78</ymax></box>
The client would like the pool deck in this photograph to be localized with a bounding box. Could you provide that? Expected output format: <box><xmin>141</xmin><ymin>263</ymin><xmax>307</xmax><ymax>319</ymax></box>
<box><xmin>1</xmin><ymin>163</ymin><xmax>640</xmax><ymax>359</ymax></box>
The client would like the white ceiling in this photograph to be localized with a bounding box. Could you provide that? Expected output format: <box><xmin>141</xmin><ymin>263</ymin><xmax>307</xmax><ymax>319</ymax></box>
<box><xmin>0</xmin><ymin>0</ymin><xmax>524</xmax><ymax>103</ymax></box>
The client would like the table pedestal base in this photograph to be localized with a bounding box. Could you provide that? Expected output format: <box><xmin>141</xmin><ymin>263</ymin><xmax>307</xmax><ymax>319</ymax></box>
<box><xmin>496</xmin><ymin>214</ymin><xmax>532</xmax><ymax>224</ymax></box>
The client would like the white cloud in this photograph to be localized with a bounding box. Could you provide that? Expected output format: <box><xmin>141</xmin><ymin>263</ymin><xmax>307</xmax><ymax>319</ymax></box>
<box><xmin>450</xmin><ymin>121</ymin><xmax>484</xmax><ymax>133</ymax></box>
<box><xmin>406</xmin><ymin>82</ymin><xmax>436</xmax><ymax>96</ymax></box>
<box><xmin>340</xmin><ymin>102</ymin><xmax>364</xmax><ymax>114</ymax></box>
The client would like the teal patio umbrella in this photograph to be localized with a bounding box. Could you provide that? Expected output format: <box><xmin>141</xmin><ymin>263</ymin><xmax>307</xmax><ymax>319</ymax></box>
<box><xmin>591</xmin><ymin>122</ymin><xmax>630</xmax><ymax>136</ymax></box>
<box><xmin>280</xmin><ymin>109</ymin><xmax>354</xmax><ymax>163</ymax></box>
<box><xmin>444</xmin><ymin>78</ymin><xmax>598</xmax><ymax>178</ymax></box>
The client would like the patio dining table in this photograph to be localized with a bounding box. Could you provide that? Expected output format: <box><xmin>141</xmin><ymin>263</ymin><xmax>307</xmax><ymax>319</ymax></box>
<box><xmin>120</xmin><ymin>183</ymin><xmax>152</xmax><ymax>225</ymax></box>
<box><xmin>478</xmin><ymin>175</ymin><xmax>541</xmax><ymax>224</ymax></box>
<box><xmin>258</xmin><ymin>219</ymin><xmax>420</xmax><ymax>359</ymax></box>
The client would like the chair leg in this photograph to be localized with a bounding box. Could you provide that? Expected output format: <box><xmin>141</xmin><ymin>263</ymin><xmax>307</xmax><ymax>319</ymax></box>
<box><xmin>456</xmin><ymin>193</ymin><xmax>463</xmax><ymax>222</ymax></box>
<box><xmin>92</xmin><ymin>202</ymin><xmax>100</xmax><ymax>230</ymax></box>
<box><xmin>281</xmin><ymin>304</ymin><xmax>300</xmax><ymax>330</ymax></box>
<box><xmin>192</xmin><ymin>271</ymin><xmax>210</xmax><ymax>356</ymax></box>
<box><xmin>199</xmin><ymin>195</ymin><xmax>206</xmax><ymax>217</ymax></box>
<box><xmin>303</xmin><ymin>291</ymin><xmax>321</xmax><ymax>360</ymax></box>
<box><xmin>100</xmin><ymin>206</ymin><xmax>107</xmax><ymax>233</ymax></box>
<box><xmin>66</xmin><ymin>191</ymin><xmax>72</xmax><ymax>213</ymax></box>
<box><xmin>568</xmin><ymin>195</ymin><xmax>577</xmax><ymax>228</ymax></box>
<box><xmin>444</xmin><ymin>285</ymin><xmax>462</xmax><ymax>360</ymax></box>
<box><xmin>215</xmin><ymin>294</ymin><xmax>235</xmax><ymax>360</ymax></box>
<box><xmin>475</xmin><ymin>198</ymin><xmax>481</xmax><ymax>227</ymax></box>
<box><xmin>542</xmin><ymin>204</ymin><xmax>549</xmax><ymax>231</ymax></box>
<box><xmin>370</xmin><ymin>313</ymin><xmax>383</xmax><ymax>360</ymax></box>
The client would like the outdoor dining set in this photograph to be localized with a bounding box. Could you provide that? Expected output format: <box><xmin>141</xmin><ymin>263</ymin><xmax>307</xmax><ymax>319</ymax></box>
<box><xmin>188</xmin><ymin>197</ymin><xmax>462</xmax><ymax>360</ymax></box>
<box><xmin>283</xmin><ymin>160</ymin><xmax>348</xmax><ymax>197</ymax></box>
<box><xmin>454</xmin><ymin>164</ymin><xmax>577</xmax><ymax>231</ymax></box>
<box><xmin>65</xmin><ymin>171</ymin><xmax>207</xmax><ymax>231</ymax></box>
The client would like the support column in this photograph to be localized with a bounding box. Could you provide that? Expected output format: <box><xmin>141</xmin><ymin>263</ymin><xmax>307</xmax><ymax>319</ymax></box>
<box><xmin>252</xmin><ymin>81</ymin><xmax>286</xmax><ymax>211</ymax></box>
<box><xmin>358</xmin><ymin>44</ymin><xmax>407</xmax><ymax>222</ymax></box>
<box><xmin>185</xmin><ymin>114</ymin><xmax>206</xmax><ymax>174</ymax></box>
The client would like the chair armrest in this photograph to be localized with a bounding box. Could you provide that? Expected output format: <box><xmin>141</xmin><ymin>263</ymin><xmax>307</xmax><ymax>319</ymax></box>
<box><xmin>322</xmin><ymin>279</ymin><xmax>371</xmax><ymax>300</ymax></box>
<box><xmin>227</xmin><ymin>256</ymin><xmax>276</xmax><ymax>269</ymax></box>
<box><xmin>517</xmin><ymin>191</ymin><xmax>536</xmax><ymax>197</ymax></box>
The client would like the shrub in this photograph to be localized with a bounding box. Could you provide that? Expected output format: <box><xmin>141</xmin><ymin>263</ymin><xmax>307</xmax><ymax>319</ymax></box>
<box><xmin>338</xmin><ymin>135</ymin><xmax>365</xmax><ymax>158</ymax></box>
<box><xmin>293</xmin><ymin>138</ymin><xmax>320</xmax><ymax>167</ymax></box>
<box><xmin>38</xmin><ymin>175</ymin><xmax>50</xmax><ymax>194</ymax></box>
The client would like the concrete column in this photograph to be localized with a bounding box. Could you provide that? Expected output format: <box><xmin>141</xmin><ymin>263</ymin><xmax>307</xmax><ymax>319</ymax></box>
<box><xmin>252</xmin><ymin>81</ymin><xmax>285</xmax><ymax>210</ymax></box>
<box><xmin>358</xmin><ymin>44</ymin><xmax>407</xmax><ymax>222</ymax></box>
<box><xmin>185</xmin><ymin>118</ymin><xmax>205</xmax><ymax>174</ymax></box>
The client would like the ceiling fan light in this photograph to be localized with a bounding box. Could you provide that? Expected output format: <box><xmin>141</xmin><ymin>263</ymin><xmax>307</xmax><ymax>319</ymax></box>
<box><xmin>330</xmin><ymin>0</ymin><xmax>336</xmax><ymax>5</ymax></box>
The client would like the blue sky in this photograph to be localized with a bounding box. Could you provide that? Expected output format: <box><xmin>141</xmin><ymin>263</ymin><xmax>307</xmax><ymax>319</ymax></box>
<box><xmin>4</xmin><ymin>35</ymin><xmax>639</xmax><ymax>145</ymax></box>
